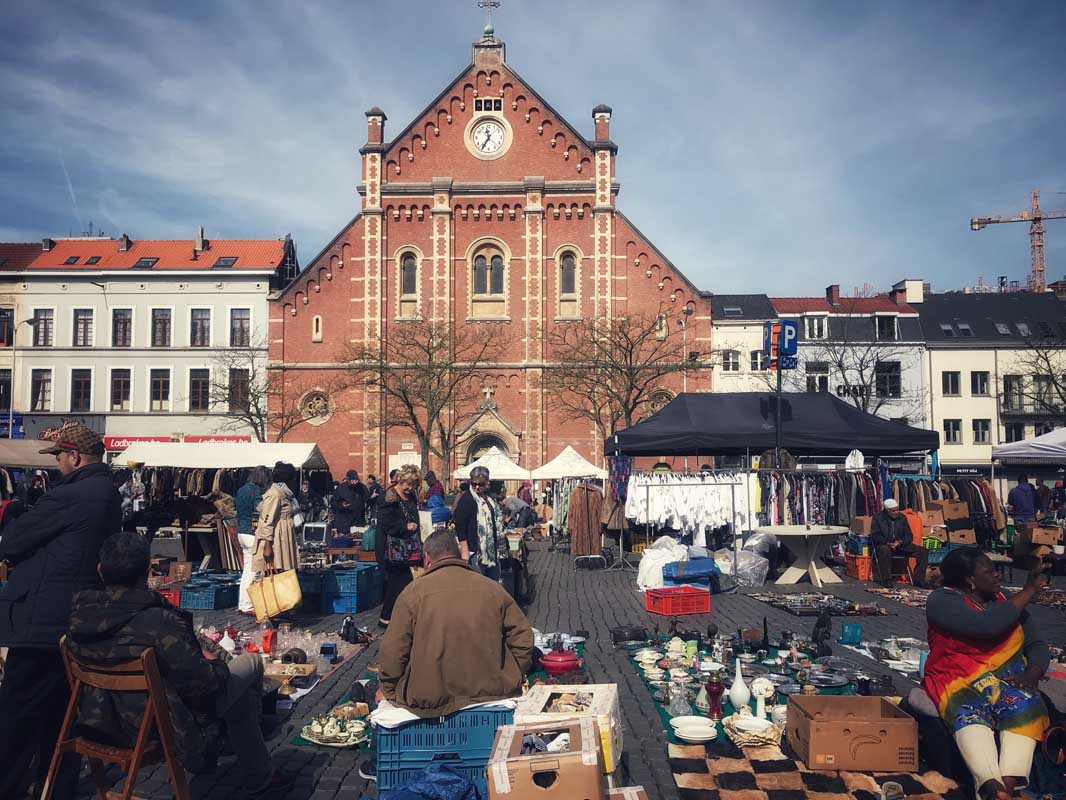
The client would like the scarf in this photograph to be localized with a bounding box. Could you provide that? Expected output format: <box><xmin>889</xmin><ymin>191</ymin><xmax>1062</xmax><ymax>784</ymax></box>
<box><xmin>473</xmin><ymin>490</ymin><xmax>500</xmax><ymax>567</ymax></box>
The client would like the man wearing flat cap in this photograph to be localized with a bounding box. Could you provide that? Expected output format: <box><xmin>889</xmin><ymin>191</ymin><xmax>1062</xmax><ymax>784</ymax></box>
<box><xmin>870</xmin><ymin>497</ymin><xmax>928</xmax><ymax>589</ymax></box>
<box><xmin>0</xmin><ymin>423</ymin><xmax>122</xmax><ymax>797</ymax></box>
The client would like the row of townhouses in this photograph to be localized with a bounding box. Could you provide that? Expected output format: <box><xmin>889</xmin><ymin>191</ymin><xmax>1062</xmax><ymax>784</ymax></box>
<box><xmin>712</xmin><ymin>279</ymin><xmax>1066</xmax><ymax>478</ymax></box>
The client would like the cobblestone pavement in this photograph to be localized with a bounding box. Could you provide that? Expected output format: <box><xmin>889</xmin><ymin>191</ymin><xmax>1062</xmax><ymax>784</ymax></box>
<box><xmin>75</xmin><ymin>545</ymin><xmax>1066</xmax><ymax>799</ymax></box>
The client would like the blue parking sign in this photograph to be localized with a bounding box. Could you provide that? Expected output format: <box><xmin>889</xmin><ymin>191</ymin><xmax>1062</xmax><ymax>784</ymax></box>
<box><xmin>779</xmin><ymin>319</ymin><xmax>799</xmax><ymax>356</ymax></box>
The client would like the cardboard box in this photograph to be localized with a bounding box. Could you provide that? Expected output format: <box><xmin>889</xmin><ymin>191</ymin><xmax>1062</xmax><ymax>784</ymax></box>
<box><xmin>487</xmin><ymin>719</ymin><xmax>604</xmax><ymax>800</ymax></box>
<box><xmin>927</xmin><ymin>500</ymin><xmax>969</xmax><ymax>520</ymax></box>
<box><xmin>168</xmin><ymin>561</ymin><xmax>194</xmax><ymax>582</ymax></box>
<box><xmin>606</xmin><ymin>788</ymin><xmax>649</xmax><ymax>800</ymax></box>
<box><xmin>1031</xmin><ymin>527</ymin><xmax>1063</xmax><ymax>547</ymax></box>
<box><xmin>850</xmin><ymin>516</ymin><xmax>873</xmax><ymax>536</ymax></box>
<box><xmin>787</xmin><ymin>696</ymin><xmax>918</xmax><ymax>772</ymax></box>
<box><xmin>514</xmin><ymin>684</ymin><xmax>622</xmax><ymax>773</ymax></box>
<box><xmin>918</xmin><ymin>510</ymin><xmax>945</xmax><ymax>528</ymax></box>
<box><xmin>923</xmin><ymin>525</ymin><xmax>948</xmax><ymax>542</ymax></box>
<box><xmin>947</xmin><ymin>529</ymin><xmax>977</xmax><ymax>546</ymax></box>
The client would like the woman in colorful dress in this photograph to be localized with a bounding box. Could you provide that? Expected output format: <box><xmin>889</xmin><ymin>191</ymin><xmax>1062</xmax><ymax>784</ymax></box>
<box><xmin>922</xmin><ymin>549</ymin><xmax>1051</xmax><ymax>800</ymax></box>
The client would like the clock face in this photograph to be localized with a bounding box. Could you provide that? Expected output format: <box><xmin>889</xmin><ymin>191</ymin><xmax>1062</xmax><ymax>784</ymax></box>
<box><xmin>472</xmin><ymin>120</ymin><xmax>505</xmax><ymax>154</ymax></box>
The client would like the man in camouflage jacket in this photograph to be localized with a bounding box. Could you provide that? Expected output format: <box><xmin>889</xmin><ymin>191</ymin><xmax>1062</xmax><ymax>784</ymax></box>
<box><xmin>67</xmin><ymin>532</ymin><xmax>288</xmax><ymax>797</ymax></box>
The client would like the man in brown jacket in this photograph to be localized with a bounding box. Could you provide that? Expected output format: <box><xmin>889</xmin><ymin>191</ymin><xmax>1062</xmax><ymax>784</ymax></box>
<box><xmin>377</xmin><ymin>529</ymin><xmax>533</xmax><ymax>718</ymax></box>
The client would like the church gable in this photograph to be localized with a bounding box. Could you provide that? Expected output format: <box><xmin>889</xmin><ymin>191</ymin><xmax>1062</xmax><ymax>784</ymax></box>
<box><xmin>381</xmin><ymin>33</ymin><xmax>595</xmax><ymax>184</ymax></box>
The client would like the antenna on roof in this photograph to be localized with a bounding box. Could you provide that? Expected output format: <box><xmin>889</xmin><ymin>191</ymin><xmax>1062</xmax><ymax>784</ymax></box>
<box><xmin>477</xmin><ymin>0</ymin><xmax>500</xmax><ymax>35</ymax></box>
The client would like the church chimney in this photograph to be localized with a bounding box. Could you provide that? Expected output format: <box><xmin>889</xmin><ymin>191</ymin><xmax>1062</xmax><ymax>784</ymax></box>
<box><xmin>365</xmin><ymin>107</ymin><xmax>386</xmax><ymax>146</ymax></box>
<box><xmin>593</xmin><ymin>105</ymin><xmax>612</xmax><ymax>141</ymax></box>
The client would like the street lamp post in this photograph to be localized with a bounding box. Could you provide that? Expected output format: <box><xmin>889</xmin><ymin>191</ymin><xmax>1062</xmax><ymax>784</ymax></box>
<box><xmin>8</xmin><ymin>318</ymin><xmax>37</xmax><ymax>440</ymax></box>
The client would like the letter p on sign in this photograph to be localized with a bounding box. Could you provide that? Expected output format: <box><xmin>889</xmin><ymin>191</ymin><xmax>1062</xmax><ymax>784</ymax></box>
<box><xmin>779</xmin><ymin>319</ymin><xmax>799</xmax><ymax>356</ymax></box>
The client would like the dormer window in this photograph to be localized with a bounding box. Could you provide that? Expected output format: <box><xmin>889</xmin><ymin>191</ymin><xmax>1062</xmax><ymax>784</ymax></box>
<box><xmin>722</xmin><ymin>307</ymin><xmax>743</xmax><ymax>317</ymax></box>
<box><xmin>875</xmin><ymin>316</ymin><xmax>898</xmax><ymax>341</ymax></box>
<box><xmin>86</xmin><ymin>256</ymin><xmax>101</xmax><ymax>265</ymax></box>
<box><xmin>805</xmin><ymin>315</ymin><xmax>827</xmax><ymax>340</ymax></box>
<box><xmin>64</xmin><ymin>256</ymin><xmax>79</xmax><ymax>265</ymax></box>
<box><xmin>956</xmin><ymin>322</ymin><xmax>974</xmax><ymax>337</ymax></box>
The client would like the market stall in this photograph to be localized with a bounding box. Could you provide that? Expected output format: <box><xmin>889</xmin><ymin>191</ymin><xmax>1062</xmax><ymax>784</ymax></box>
<box><xmin>452</xmin><ymin>446</ymin><xmax>531</xmax><ymax>481</ymax></box>
<box><xmin>118</xmin><ymin>440</ymin><xmax>330</xmax><ymax>471</ymax></box>
<box><xmin>0</xmin><ymin>439</ymin><xmax>61</xmax><ymax>471</ymax></box>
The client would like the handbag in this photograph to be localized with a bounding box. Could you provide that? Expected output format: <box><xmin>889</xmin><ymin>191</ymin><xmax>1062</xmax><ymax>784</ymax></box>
<box><xmin>248</xmin><ymin>568</ymin><xmax>303</xmax><ymax>623</ymax></box>
<box><xmin>386</xmin><ymin>502</ymin><xmax>423</xmax><ymax>567</ymax></box>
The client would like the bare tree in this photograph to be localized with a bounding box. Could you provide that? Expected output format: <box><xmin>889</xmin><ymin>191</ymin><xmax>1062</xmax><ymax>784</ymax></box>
<box><xmin>1002</xmin><ymin>339</ymin><xmax>1066</xmax><ymax>428</ymax></box>
<box><xmin>208</xmin><ymin>341</ymin><xmax>340</xmax><ymax>442</ymax></box>
<box><xmin>343</xmin><ymin>321</ymin><xmax>501</xmax><ymax>474</ymax></box>
<box><xmin>542</xmin><ymin>312</ymin><xmax>704</xmax><ymax>441</ymax></box>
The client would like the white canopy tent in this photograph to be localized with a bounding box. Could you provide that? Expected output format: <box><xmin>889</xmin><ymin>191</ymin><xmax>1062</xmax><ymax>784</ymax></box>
<box><xmin>531</xmin><ymin>445</ymin><xmax>606</xmax><ymax>480</ymax></box>
<box><xmin>452</xmin><ymin>446</ymin><xmax>531</xmax><ymax>481</ymax></box>
<box><xmin>0</xmin><ymin>439</ymin><xmax>59</xmax><ymax>470</ymax></box>
<box><xmin>992</xmin><ymin>427</ymin><xmax>1066</xmax><ymax>464</ymax></box>
<box><xmin>117</xmin><ymin>441</ymin><xmax>330</xmax><ymax>471</ymax></box>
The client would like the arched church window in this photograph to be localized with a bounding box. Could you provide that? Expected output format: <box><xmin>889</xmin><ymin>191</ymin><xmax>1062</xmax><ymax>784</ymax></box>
<box><xmin>471</xmin><ymin>244</ymin><xmax>507</xmax><ymax>318</ymax></box>
<box><xmin>560</xmin><ymin>252</ymin><xmax>576</xmax><ymax>296</ymax></box>
<box><xmin>401</xmin><ymin>253</ymin><xmax>417</xmax><ymax>296</ymax></box>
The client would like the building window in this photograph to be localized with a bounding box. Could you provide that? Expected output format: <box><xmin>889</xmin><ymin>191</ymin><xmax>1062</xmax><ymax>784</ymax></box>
<box><xmin>995</xmin><ymin>322</ymin><xmax>1012</xmax><ymax>336</ymax></box>
<box><xmin>956</xmin><ymin>322</ymin><xmax>974</xmax><ymax>338</ymax></box>
<box><xmin>1004</xmin><ymin>423</ymin><xmax>1025</xmax><ymax>443</ymax></box>
<box><xmin>1035</xmin><ymin>422</ymin><xmax>1054</xmax><ymax>437</ymax></box>
<box><xmin>722</xmin><ymin>350</ymin><xmax>740</xmax><ymax>372</ymax></box>
<box><xmin>972</xmin><ymin>418</ymin><xmax>990</xmax><ymax>444</ymax></box>
<box><xmin>1016</xmin><ymin>322</ymin><xmax>1031</xmax><ymax>337</ymax></box>
<box><xmin>311</xmin><ymin>315</ymin><xmax>323</xmax><ymax>343</ymax></box>
<box><xmin>1033</xmin><ymin>374</ymin><xmax>1053</xmax><ymax>407</ymax></box>
<box><xmin>400</xmin><ymin>253</ymin><xmax>417</xmax><ymax>296</ymax></box>
<box><xmin>86</xmin><ymin>256</ymin><xmax>101</xmax><ymax>265</ymax></box>
<box><xmin>750</xmin><ymin>350</ymin><xmax>767</xmax><ymax>371</ymax></box>
<box><xmin>939</xmin><ymin>323</ymin><xmax>956</xmax><ymax>338</ymax></box>
<box><xmin>806</xmin><ymin>361</ymin><xmax>829</xmax><ymax>392</ymax></box>
<box><xmin>70</xmin><ymin>369</ymin><xmax>92</xmax><ymax>412</ymax></box>
<box><xmin>804</xmin><ymin>315</ymin><xmax>827</xmax><ymax>340</ymax></box>
<box><xmin>970</xmin><ymin>371</ymin><xmax>989</xmax><ymax>396</ymax></box>
<box><xmin>150</xmin><ymin>369</ymin><xmax>170</xmax><ymax>412</ymax></box>
<box><xmin>72</xmin><ymin>309</ymin><xmax>94</xmax><ymax>347</ymax></box>
<box><xmin>655</xmin><ymin>314</ymin><xmax>668</xmax><ymax>341</ymax></box>
<box><xmin>0</xmin><ymin>369</ymin><xmax>10</xmax><ymax>411</ymax></box>
<box><xmin>874</xmin><ymin>361</ymin><xmax>901</xmax><ymax>398</ymax></box>
<box><xmin>1003</xmin><ymin>374</ymin><xmax>1023</xmax><ymax>410</ymax></box>
<box><xmin>649</xmin><ymin>389</ymin><xmax>674</xmax><ymax>414</ymax></box>
<box><xmin>560</xmin><ymin>252</ymin><xmax>576</xmax><ymax>296</ymax></box>
<box><xmin>943</xmin><ymin>418</ymin><xmax>961</xmax><ymax>444</ymax></box>
<box><xmin>189</xmin><ymin>369</ymin><xmax>210</xmax><ymax>412</ymax></box>
<box><xmin>151</xmin><ymin>309</ymin><xmax>171</xmax><ymax>347</ymax></box>
<box><xmin>0</xmin><ymin>308</ymin><xmax>12</xmax><ymax>347</ymax></box>
<box><xmin>228</xmin><ymin>369</ymin><xmax>250</xmax><ymax>412</ymax></box>
<box><xmin>32</xmin><ymin>309</ymin><xmax>54</xmax><ymax>347</ymax></box>
<box><xmin>942</xmin><ymin>371</ymin><xmax>960</xmax><ymax>396</ymax></box>
<box><xmin>31</xmin><ymin>369</ymin><xmax>52</xmax><ymax>411</ymax></box>
<box><xmin>112</xmin><ymin>309</ymin><xmax>132</xmax><ymax>348</ymax></box>
<box><xmin>190</xmin><ymin>309</ymin><xmax>211</xmax><ymax>347</ymax></box>
<box><xmin>110</xmin><ymin>369</ymin><xmax>131</xmax><ymax>412</ymax></box>
<box><xmin>473</xmin><ymin>250</ymin><xmax>505</xmax><ymax>296</ymax></box>
<box><xmin>230</xmin><ymin>308</ymin><xmax>250</xmax><ymax>347</ymax></box>
<box><xmin>875</xmin><ymin>316</ymin><xmax>898</xmax><ymax>341</ymax></box>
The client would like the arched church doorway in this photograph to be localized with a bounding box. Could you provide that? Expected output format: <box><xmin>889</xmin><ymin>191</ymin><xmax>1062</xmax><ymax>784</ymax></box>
<box><xmin>466</xmin><ymin>434</ymin><xmax>508</xmax><ymax>465</ymax></box>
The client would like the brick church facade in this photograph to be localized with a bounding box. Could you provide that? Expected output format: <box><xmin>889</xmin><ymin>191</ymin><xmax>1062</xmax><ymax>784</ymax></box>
<box><xmin>269</xmin><ymin>29</ymin><xmax>712</xmax><ymax>478</ymax></box>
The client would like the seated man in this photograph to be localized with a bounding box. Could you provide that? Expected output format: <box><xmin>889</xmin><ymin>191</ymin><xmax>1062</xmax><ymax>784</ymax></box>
<box><xmin>67</xmin><ymin>532</ymin><xmax>290</xmax><ymax>798</ymax></box>
<box><xmin>376</xmin><ymin>527</ymin><xmax>533</xmax><ymax>715</ymax></box>
<box><xmin>871</xmin><ymin>498</ymin><xmax>928</xmax><ymax>588</ymax></box>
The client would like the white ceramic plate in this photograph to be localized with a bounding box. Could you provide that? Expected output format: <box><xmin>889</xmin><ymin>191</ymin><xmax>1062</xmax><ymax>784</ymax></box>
<box><xmin>676</xmin><ymin>728</ymin><xmax>718</xmax><ymax>743</ymax></box>
<box><xmin>734</xmin><ymin>716</ymin><xmax>771</xmax><ymax>732</ymax></box>
<box><xmin>669</xmin><ymin>668</ymin><xmax>690</xmax><ymax>679</ymax></box>
<box><xmin>700</xmin><ymin>661</ymin><xmax>726</xmax><ymax>672</ymax></box>
<box><xmin>669</xmin><ymin>715</ymin><xmax>711</xmax><ymax>729</ymax></box>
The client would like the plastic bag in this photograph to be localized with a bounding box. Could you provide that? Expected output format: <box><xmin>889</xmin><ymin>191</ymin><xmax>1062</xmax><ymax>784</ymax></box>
<box><xmin>636</xmin><ymin>536</ymin><xmax>688</xmax><ymax>590</ymax></box>
<box><xmin>742</xmin><ymin>531</ymin><xmax>778</xmax><ymax>562</ymax></box>
<box><xmin>713</xmin><ymin>548</ymin><xmax>770</xmax><ymax>587</ymax></box>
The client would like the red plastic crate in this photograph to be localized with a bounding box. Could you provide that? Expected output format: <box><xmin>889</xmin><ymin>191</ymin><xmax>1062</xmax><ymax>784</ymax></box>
<box><xmin>155</xmin><ymin>582</ymin><xmax>185</xmax><ymax>607</ymax></box>
<box><xmin>845</xmin><ymin>554</ymin><xmax>872</xmax><ymax>581</ymax></box>
<box><xmin>645</xmin><ymin>586</ymin><xmax>710</xmax><ymax>616</ymax></box>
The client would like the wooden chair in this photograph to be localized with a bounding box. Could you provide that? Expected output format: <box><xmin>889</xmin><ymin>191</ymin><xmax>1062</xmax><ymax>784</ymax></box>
<box><xmin>41</xmin><ymin>637</ymin><xmax>190</xmax><ymax>800</ymax></box>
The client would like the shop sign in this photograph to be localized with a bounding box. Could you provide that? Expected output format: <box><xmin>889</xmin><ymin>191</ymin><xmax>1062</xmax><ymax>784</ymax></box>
<box><xmin>836</xmin><ymin>385</ymin><xmax>870</xmax><ymax>399</ymax></box>
<box><xmin>183</xmin><ymin>434</ymin><xmax>252</xmax><ymax>443</ymax></box>
<box><xmin>104</xmin><ymin>435</ymin><xmax>173</xmax><ymax>451</ymax></box>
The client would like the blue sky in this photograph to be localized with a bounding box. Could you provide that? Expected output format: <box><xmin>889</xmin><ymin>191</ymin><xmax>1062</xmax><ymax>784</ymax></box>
<box><xmin>1</xmin><ymin>0</ymin><xmax>1064</xmax><ymax>294</ymax></box>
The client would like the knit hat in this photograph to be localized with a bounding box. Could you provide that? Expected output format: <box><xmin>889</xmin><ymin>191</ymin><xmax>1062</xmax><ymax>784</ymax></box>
<box><xmin>39</xmin><ymin>423</ymin><xmax>105</xmax><ymax>456</ymax></box>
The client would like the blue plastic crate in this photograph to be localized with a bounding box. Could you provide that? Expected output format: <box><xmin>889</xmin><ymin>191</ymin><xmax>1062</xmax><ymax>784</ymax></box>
<box><xmin>180</xmin><ymin>582</ymin><xmax>238</xmax><ymax>610</ymax></box>
<box><xmin>928</xmin><ymin>542</ymin><xmax>978</xmax><ymax>566</ymax></box>
<box><xmin>297</xmin><ymin>572</ymin><xmax>324</xmax><ymax>594</ymax></box>
<box><xmin>374</xmin><ymin>705</ymin><xmax>513</xmax><ymax>791</ymax></box>
<box><xmin>846</xmin><ymin>535</ymin><xmax>871</xmax><ymax>555</ymax></box>
<box><xmin>320</xmin><ymin>584</ymin><xmax>382</xmax><ymax>614</ymax></box>
<box><xmin>321</xmin><ymin>563</ymin><xmax>381</xmax><ymax>593</ymax></box>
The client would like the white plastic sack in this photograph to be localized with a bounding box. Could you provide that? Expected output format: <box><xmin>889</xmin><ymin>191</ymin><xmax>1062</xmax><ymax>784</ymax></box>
<box><xmin>713</xmin><ymin>548</ymin><xmax>770</xmax><ymax>588</ymax></box>
<box><xmin>636</xmin><ymin>535</ymin><xmax>688</xmax><ymax>591</ymax></box>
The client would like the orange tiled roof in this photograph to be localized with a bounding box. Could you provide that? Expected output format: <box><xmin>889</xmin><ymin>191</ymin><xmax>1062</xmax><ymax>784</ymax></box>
<box><xmin>0</xmin><ymin>243</ymin><xmax>45</xmax><ymax>271</ymax></box>
<box><xmin>771</xmin><ymin>296</ymin><xmax>915</xmax><ymax>314</ymax></box>
<box><xmin>16</xmin><ymin>238</ymin><xmax>289</xmax><ymax>271</ymax></box>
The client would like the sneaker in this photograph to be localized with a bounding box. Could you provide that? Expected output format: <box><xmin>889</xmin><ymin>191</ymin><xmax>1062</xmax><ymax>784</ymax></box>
<box><xmin>247</xmin><ymin>770</ymin><xmax>295</xmax><ymax>799</ymax></box>
<box><xmin>358</xmin><ymin>759</ymin><xmax>377</xmax><ymax>782</ymax></box>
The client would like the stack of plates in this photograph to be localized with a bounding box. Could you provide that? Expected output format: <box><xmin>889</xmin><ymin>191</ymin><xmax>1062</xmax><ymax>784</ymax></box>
<box><xmin>670</xmin><ymin>716</ymin><xmax>718</xmax><ymax>743</ymax></box>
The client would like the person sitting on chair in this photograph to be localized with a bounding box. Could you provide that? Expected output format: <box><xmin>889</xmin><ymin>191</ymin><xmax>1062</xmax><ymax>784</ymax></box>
<box><xmin>67</xmin><ymin>532</ymin><xmax>291</xmax><ymax>798</ymax></box>
<box><xmin>870</xmin><ymin>498</ymin><xmax>928</xmax><ymax>587</ymax></box>
<box><xmin>922</xmin><ymin>549</ymin><xmax>1050</xmax><ymax>800</ymax></box>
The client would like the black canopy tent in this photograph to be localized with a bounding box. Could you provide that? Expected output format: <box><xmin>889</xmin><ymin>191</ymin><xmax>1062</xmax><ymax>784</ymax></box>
<box><xmin>605</xmin><ymin>392</ymin><xmax>940</xmax><ymax>457</ymax></box>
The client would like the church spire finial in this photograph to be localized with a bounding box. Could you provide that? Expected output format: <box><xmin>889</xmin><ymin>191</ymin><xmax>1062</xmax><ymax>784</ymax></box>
<box><xmin>477</xmin><ymin>0</ymin><xmax>500</xmax><ymax>37</ymax></box>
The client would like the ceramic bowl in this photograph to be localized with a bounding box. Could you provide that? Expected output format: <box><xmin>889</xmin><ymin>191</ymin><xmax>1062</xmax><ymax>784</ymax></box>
<box><xmin>669</xmin><ymin>715</ymin><xmax>710</xmax><ymax>729</ymax></box>
<box><xmin>644</xmin><ymin>669</ymin><xmax>665</xmax><ymax>680</ymax></box>
<box><xmin>734</xmin><ymin>715</ymin><xmax>771</xmax><ymax>733</ymax></box>
<box><xmin>669</xmin><ymin>668</ymin><xmax>690</xmax><ymax>679</ymax></box>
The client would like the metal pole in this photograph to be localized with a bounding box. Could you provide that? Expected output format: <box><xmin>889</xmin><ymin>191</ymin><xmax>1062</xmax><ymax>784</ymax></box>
<box><xmin>7</xmin><ymin>323</ymin><xmax>14</xmax><ymax>440</ymax></box>
<box><xmin>775</xmin><ymin>349</ymin><xmax>783</xmax><ymax>465</ymax></box>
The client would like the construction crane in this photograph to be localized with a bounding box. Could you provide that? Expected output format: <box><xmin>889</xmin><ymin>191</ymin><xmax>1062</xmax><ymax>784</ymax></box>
<box><xmin>971</xmin><ymin>190</ymin><xmax>1066</xmax><ymax>292</ymax></box>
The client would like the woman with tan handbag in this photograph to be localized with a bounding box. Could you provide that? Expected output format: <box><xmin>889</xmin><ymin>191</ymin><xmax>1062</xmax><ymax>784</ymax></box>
<box><xmin>375</xmin><ymin>464</ymin><xmax>423</xmax><ymax>629</ymax></box>
<box><xmin>252</xmin><ymin>462</ymin><xmax>299</xmax><ymax>573</ymax></box>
